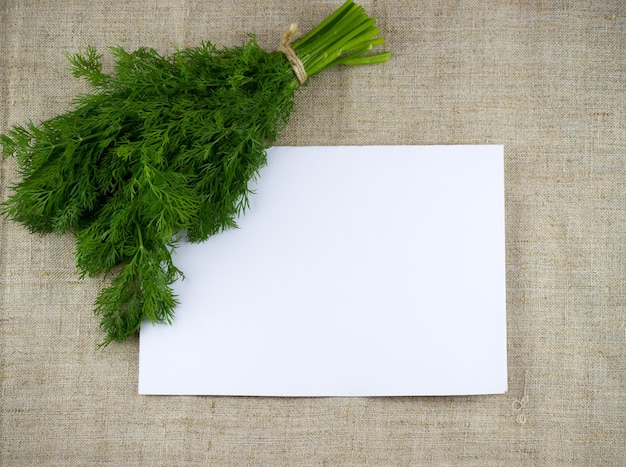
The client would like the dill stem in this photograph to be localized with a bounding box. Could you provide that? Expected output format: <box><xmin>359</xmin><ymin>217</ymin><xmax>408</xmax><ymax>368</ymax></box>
<box><xmin>291</xmin><ymin>0</ymin><xmax>388</xmax><ymax>80</ymax></box>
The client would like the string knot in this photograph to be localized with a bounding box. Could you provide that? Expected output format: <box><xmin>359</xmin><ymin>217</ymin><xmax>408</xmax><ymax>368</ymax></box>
<box><xmin>277</xmin><ymin>23</ymin><xmax>308</xmax><ymax>85</ymax></box>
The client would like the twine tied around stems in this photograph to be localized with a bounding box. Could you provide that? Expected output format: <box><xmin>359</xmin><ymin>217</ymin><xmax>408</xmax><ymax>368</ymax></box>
<box><xmin>277</xmin><ymin>23</ymin><xmax>308</xmax><ymax>85</ymax></box>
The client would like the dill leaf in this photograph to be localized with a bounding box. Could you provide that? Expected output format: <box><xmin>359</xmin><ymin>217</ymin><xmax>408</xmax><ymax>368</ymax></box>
<box><xmin>1</xmin><ymin>0</ymin><xmax>389</xmax><ymax>346</ymax></box>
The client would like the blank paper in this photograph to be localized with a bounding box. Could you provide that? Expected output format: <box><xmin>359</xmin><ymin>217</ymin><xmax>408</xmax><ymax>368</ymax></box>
<box><xmin>138</xmin><ymin>145</ymin><xmax>507</xmax><ymax>396</ymax></box>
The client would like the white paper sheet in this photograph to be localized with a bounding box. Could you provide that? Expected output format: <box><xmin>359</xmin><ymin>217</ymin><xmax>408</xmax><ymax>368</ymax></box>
<box><xmin>139</xmin><ymin>145</ymin><xmax>507</xmax><ymax>396</ymax></box>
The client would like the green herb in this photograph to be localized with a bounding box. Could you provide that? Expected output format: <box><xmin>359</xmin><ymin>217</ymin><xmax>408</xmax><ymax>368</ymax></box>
<box><xmin>1</xmin><ymin>0</ymin><xmax>389</xmax><ymax>346</ymax></box>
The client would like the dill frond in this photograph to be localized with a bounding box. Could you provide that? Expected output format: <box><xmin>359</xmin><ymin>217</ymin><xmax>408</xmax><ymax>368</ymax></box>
<box><xmin>1</xmin><ymin>0</ymin><xmax>389</xmax><ymax>345</ymax></box>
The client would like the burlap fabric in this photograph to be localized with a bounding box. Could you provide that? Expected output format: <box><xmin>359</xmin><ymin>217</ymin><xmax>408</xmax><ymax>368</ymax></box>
<box><xmin>1</xmin><ymin>1</ymin><xmax>624</xmax><ymax>465</ymax></box>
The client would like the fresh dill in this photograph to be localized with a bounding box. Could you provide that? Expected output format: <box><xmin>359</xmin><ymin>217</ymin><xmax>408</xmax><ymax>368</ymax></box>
<box><xmin>1</xmin><ymin>0</ymin><xmax>389</xmax><ymax>345</ymax></box>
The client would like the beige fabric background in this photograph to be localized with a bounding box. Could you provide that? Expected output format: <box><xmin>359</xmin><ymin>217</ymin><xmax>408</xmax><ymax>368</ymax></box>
<box><xmin>1</xmin><ymin>0</ymin><xmax>624</xmax><ymax>465</ymax></box>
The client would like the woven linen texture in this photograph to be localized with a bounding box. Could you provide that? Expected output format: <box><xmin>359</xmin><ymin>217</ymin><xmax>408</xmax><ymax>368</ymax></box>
<box><xmin>1</xmin><ymin>0</ymin><xmax>624</xmax><ymax>465</ymax></box>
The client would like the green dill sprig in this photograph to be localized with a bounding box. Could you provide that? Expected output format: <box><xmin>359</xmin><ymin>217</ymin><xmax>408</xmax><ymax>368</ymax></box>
<box><xmin>1</xmin><ymin>0</ymin><xmax>389</xmax><ymax>346</ymax></box>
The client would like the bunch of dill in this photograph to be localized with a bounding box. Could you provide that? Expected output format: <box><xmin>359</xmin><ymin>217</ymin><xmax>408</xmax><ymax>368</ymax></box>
<box><xmin>1</xmin><ymin>0</ymin><xmax>389</xmax><ymax>345</ymax></box>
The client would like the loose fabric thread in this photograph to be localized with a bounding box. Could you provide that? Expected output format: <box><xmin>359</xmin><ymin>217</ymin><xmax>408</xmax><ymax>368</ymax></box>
<box><xmin>278</xmin><ymin>23</ymin><xmax>308</xmax><ymax>85</ymax></box>
<box><xmin>512</xmin><ymin>372</ymin><xmax>529</xmax><ymax>424</ymax></box>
